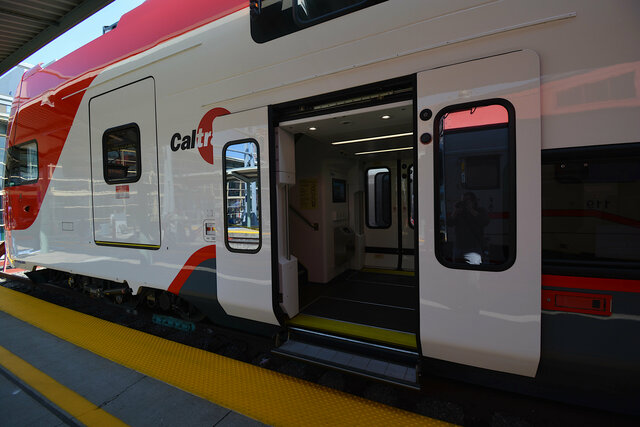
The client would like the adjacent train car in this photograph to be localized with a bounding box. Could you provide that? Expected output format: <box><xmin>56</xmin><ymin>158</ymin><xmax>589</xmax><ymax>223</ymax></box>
<box><xmin>3</xmin><ymin>0</ymin><xmax>639</xmax><ymax>411</ymax></box>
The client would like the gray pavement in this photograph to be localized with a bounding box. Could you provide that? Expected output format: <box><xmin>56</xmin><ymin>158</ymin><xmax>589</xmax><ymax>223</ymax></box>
<box><xmin>0</xmin><ymin>311</ymin><xmax>268</xmax><ymax>426</ymax></box>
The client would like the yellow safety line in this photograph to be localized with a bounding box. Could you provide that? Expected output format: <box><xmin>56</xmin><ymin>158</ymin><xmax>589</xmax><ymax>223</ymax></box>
<box><xmin>95</xmin><ymin>241</ymin><xmax>161</xmax><ymax>249</ymax></box>
<box><xmin>361</xmin><ymin>267</ymin><xmax>416</xmax><ymax>277</ymax></box>
<box><xmin>288</xmin><ymin>314</ymin><xmax>417</xmax><ymax>349</ymax></box>
<box><xmin>0</xmin><ymin>286</ymin><xmax>450</xmax><ymax>426</ymax></box>
<box><xmin>228</xmin><ymin>229</ymin><xmax>259</xmax><ymax>234</ymax></box>
<box><xmin>0</xmin><ymin>345</ymin><xmax>128</xmax><ymax>427</ymax></box>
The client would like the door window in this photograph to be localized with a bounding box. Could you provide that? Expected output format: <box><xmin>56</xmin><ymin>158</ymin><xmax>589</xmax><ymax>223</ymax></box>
<box><xmin>366</xmin><ymin>167</ymin><xmax>391</xmax><ymax>228</ymax></box>
<box><xmin>223</xmin><ymin>140</ymin><xmax>261</xmax><ymax>252</ymax></box>
<box><xmin>434</xmin><ymin>101</ymin><xmax>516</xmax><ymax>270</ymax></box>
<box><xmin>103</xmin><ymin>124</ymin><xmax>141</xmax><ymax>184</ymax></box>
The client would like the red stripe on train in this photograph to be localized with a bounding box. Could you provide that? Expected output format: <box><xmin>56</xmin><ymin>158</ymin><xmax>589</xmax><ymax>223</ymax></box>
<box><xmin>542</xmin><ymin>209</ymin><xmax>640</xmax><ymax>229</ymax></box>
<box><xmin>542</xmin><ymin>274</ymin><xmax>640</xmax><ymax>293</ymax></box>
<box><xmin>168</xmin><ymin>245</ymin><xmax>217</xmax><ymax>295</ymax></box>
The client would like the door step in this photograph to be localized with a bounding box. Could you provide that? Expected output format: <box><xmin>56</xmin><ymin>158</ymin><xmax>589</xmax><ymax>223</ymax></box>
<box><xmin>273</xmin><ymin>328</ymin><xmax>420</xmax><ymax>389</ymax></box>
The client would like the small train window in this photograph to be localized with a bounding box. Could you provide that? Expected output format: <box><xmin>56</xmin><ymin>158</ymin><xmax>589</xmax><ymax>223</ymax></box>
<box><xmin>366</xmin><ymin>167</ymin><xmax>391</xmax><ymax>228</ymax></box>
<box><xmin>103</xmin><ymin>124</ymin><xmax>141</xmax><ymax>184</ymax></box>
<box><xmin>434</xmin><ymin>101</ymin><xmax>516</xmax><ymax>271</ymax></box>
<box><xmin>6</xmin><ymin>140</ymin><xmax>38</xmax><ymax>187</ymax></box>
<box><xmin>223</xmin><ymin>140</ymin><xmax>261</xmax><ymax>252</ymax></box>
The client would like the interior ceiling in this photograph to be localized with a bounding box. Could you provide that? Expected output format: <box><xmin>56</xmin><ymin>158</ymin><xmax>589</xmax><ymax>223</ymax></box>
<box><xmin>0</xmin><ymin>0</ymin><xmax>114</xmax><ymax>76</ymax></box>
<box><xmin>281</xmin><ymin>101</ymin><xmax>415</xmax><ymax>157</ymax></box>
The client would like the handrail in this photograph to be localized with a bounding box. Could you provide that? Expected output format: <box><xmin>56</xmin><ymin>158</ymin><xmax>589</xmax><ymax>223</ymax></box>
<box><xmin>289</xmin><ymin>206</ymin><xmax>318</xmax><ymax>231</ymax></box>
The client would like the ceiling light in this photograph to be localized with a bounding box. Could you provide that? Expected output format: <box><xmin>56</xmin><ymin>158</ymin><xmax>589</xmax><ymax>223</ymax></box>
<box><xmin>381</xmin><ymin>115</ymin><xmax>391</xmax><ymax>119</ymax></box>
<box><xmin>355</xmin><ymin>147</ymin><xmax>413</xmax><ymax>156</ymax></box>
<box><xmin>332</xmin><ymin>132</ymin><xmax>413</xmax><ymax>145</ymax></box>
<box><xmin>309</xmin><ymin>127</ymin><xmax>317</xmax><ymax>131</ymax></box>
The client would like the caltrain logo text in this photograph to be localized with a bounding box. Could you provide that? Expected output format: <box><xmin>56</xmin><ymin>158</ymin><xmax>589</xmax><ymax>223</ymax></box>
<box><xmin>170</xmin><ymin>107</ymin><xmax>230</xmax><ymax>165</ymax></box>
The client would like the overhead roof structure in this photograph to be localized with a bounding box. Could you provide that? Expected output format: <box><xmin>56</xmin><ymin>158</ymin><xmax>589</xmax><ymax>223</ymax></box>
<box><xmin>0</xmin><ymin>0</ymin><xmax>115</xmax><ymax>76</ymax></box>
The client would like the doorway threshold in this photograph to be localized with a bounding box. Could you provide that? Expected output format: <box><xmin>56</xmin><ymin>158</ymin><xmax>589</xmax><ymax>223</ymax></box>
<box><xmin>361</xmin><ymin>267</ymin><xmax>415</xmax><ymax>277</ymax></box>
<box><xmin>287</xmin><ymin>314</ymin><xmax>417</xmax><ymax>350</ymax></box>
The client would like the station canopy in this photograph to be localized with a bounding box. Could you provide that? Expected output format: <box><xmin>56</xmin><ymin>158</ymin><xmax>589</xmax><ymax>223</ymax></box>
<box><xmin>0</xmin><ymin>0</ymin><xmax>114</xmax><ymax>76</ymax></box>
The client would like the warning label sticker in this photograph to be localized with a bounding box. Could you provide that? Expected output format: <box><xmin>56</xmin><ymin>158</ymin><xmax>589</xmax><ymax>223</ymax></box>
<box><xmin>115</xmin><ymin>185</ymin><xmax>130</xmax><ymax>199</ymax></box>
<box><xmin>204</xmin><ymin>219</ymin><xmax>216</xmax><ymax>243</ymax></box>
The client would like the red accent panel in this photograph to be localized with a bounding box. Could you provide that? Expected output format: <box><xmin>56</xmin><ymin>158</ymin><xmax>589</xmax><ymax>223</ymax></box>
<box><xmin>542</xmin><ymin>209</ymin><xmax>640</xmax><ymax>229</ymax></box>
<box><xmin>542</xmin><ymin>289</ymin><xmax>612</xmax><ymax>316</ymax></box>
<box><xmin>5</xmin><ymin>0</ymin><xmax>246</xmax><ymax>231</ymax></box>
<box><xmin>168</xmin><ymin>245</ymin><xmax>217</xmax><ymax>295</ymax></box>
<box><xmin>443</xmin><ymin>105</ymin><xmax>508</xmax><ymax>130</ymax></box>
<box><xmin>6</xmin><ymin>76</ymin><xmax>98</xmax><ymax>230</ymax></box>
<box><xmin>197</xmin><ymin>107</ymin><xmax>231</xmax><ymax>164</ymax></box>
<box><xmin>543</xmin><ymin>274</ymin><xmax>640</xmax><ymax>294</ymax></box>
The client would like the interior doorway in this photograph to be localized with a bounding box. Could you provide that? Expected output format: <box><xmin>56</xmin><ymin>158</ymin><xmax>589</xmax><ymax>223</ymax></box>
<box><xmin>278</xmin><ymin>98</ymin><xmax>418</xmax><ymax>349</ymax></box>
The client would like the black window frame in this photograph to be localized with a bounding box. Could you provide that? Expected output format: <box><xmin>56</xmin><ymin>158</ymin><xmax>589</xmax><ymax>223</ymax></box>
<box><xmin>222</xmin><ymin>138</ymin><xmax>262</xmax><ymax>254</ymax></box>
<box><xmin>102</xmin><ymin>123</ymin><xmax>141</xmax><ymax>185</ymax></box>
<box><xmin>5</xmin><ymin>139</ymin><xmax>39</xmax><ymax>187</ymax></box>
<box><xmin>433</xmin><ymin>98</ymin><xmax>517</xmax><ymax>272</ymax></box>
<box><xmin>365</xmin><ymin>166</ymin><xmax>392</xmax><ymax>229</ymax></box>
<box><xmin>250</xmin><ymin>0</ymin><xmax>387</xmax><ymax>44</ymax></box>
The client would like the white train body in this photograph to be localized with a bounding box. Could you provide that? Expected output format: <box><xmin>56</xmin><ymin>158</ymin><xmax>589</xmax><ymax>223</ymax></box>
<box><xmin>4</xmin><ymin>0</ymin><xmax>640</xmax><ymax>402</ymax></box>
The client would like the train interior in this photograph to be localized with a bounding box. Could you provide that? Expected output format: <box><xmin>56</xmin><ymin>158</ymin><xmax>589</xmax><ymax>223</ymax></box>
<box><xmin>278</xmin><ymin>100</ymin><xmax>418</xmax><ymax>352</ymax></box>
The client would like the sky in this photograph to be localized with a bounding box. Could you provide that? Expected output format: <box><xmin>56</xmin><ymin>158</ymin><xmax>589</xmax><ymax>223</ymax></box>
<box><xmin>22</xmin><ymin>0</ymin><xmax>146</xmax><ymax>67</ymax></box>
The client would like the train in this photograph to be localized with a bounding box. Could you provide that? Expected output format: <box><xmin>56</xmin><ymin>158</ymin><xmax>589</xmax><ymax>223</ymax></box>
<box><xmin>3</xmin><ymin>0</ymin><xmax>639</xmax><ymax>412</ymax></box>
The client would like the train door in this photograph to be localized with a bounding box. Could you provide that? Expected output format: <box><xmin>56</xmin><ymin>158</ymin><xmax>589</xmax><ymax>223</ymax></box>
<box><xmin>402</xmin><ymin>162</ymin><xmax>415</xmax><ymax>270</ymax></box>
<box><xmin>362</xmin><ymin>158</ymin><xmax>415</xmax><ymax>271</ymax></box>
<box><xmin>416</xmin><ymin>50</ymin><xmax>541</xmax><ymax>376</ymax></box>
<box><xmin>273</xmin><ymin>97</ymin><xmax>420</xmax><ymax>387</ymax></box>
<box><xmin>278</xmin><ymin>96</ymin><xmax>418</xmax><ymax>345</ymax></box>
<box><xmin>89</xmin><ymin>77</ymin><xmax>160</xmax><ymax>249</ymax></box>
<box><xmin>213</xmin><ymin>107</ymin><xmax>298</xmax><ymax>326</ymax></box>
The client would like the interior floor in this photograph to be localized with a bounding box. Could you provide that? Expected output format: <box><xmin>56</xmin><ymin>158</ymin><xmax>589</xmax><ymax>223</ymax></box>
<box><xmin>299</xmin><ymin>269</ymin><xmax>417</xmax><ymax>334</ymax></box>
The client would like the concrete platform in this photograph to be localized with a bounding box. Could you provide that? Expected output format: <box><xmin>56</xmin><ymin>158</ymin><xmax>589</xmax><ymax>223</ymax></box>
<box><xmin>0</xmin><ymin>310</ymin><xmax>265</xmax><ymax>426</ymax></box>
<box><xmin>0</xmin><ymin>284</ymin><xmax>445</xmax><ymax>426</ymax></box>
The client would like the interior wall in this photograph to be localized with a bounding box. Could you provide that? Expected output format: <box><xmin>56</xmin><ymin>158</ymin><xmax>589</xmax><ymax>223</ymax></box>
<box><xmin>290</xmin><ymin>134</ymin><xmax>364</xmax><ymax>283</ymax></box>
<box><xmin>289</xmin><ymin>135</ymin><xmax>329</xmax><ymax>283</ymax></box>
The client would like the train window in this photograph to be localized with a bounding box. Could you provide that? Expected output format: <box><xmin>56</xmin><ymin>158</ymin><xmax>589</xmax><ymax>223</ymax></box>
<box><xmin>251</xmin><ymin>0</ymin><xmax>387</xmax><ymax>43</ymax></box>
<box><xmin>294</xmin><ymin>0</ymin><xmax>368</xmax><ymax>24</ymax></box>
<box><xmin>223</xmin><ymin>140</ymin><xmax>261</xmax><ymax>252</ymax></box>
<box><xmin>103</xmin><ymin>124</ymin><xmax>141</xmax><ymax>184</ymax></box>
<box><xmin>6</xmin><ymin>140</ymin><xmax>38</xmax><ymax>187</ymax></box>
<box><xmin>434</xmin><ymin>101</ymin><xmax>516</xmax><ymax>271</ymax></box>
<box><xmin>408</xmin><ymin>164</ymin><xmax>415</xmax><ymax>228</ymax></box>
<box><xmin>366</xmin><ymin>167</ymin><xmax>391</xmax><ymax>228</ymax></box>
<box><xmin>542</xmin><ymin>143</ymin><xmax>640</xmax><ymax>273</ymax></box>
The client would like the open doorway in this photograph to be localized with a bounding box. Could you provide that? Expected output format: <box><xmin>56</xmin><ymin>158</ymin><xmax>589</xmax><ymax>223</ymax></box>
<box><xmin>278</xmin><ymin>99</ymin><xmax>417</xmax><ymax>349</ymax></box>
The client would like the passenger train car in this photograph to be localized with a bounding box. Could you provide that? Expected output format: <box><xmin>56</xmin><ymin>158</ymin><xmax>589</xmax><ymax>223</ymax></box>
<box><xmin>3</xmin><ymin>0</ymin><xmax>639</xmax><ymax>411</ymax></box>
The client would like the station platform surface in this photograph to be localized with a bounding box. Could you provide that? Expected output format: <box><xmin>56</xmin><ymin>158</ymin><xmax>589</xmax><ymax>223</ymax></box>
<box><xmin>0</xmin><ymin>284</ymin><xmax>447</xmax><ymax>426</ymax></box>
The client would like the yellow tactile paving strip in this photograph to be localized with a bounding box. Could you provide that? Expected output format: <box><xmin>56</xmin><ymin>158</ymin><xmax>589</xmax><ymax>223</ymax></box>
<box><xmin>0</xmin><ymin>286</ymin><xmax>451</xmax><ymax>426</ymax></box>
<box><xmin>0</xmin><ymin>345</ymin><xmax>128</xmax><ymax>426</ymax></box>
